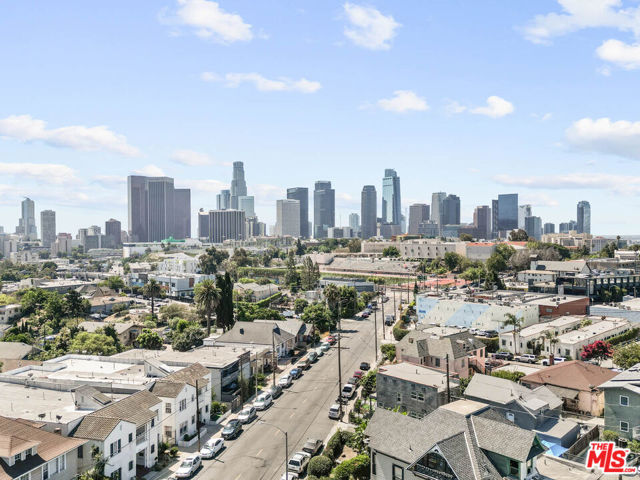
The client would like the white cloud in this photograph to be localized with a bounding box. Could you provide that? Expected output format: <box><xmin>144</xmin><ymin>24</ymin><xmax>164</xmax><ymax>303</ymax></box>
<box><xmin>0</xmin><ymin>115</ymin><xmax>141</xmax><ymax>157</ymax></box>
<box><xmin>0</xmin><ymin>162</ymin><xmax>79</xmax><ymax>185</ymax></box>
<box><xmin>171</xmin><ymin>149</ymin><xmax>215</xmax><ymax>166</ymax></box>
<box><xmin>532</xmin><ymin>112</ymin><xmax>553</xmax><ymax>121</ymax></box>
<box><xmin>343</xmin><ymin>3</ymin><xmax>400</xmax><ymax>50</ymax></box>
<box><xmin>444</xmin><ymin>100</ymin><xmax>467</xmax><ymax>115</ymax></box>
<box><xmin>201</xmin><ymin>72</ymin><xmax>321</xmax><ymax>93</ymax></box>
<box><xmin>134</xmin><ymin>164</ymin><xmax>166</xmax><ymax>176</ymax></box>
<box><xmin>165</xmin><ymin>0</ymin><xmax>253</xmax><ymax>44</ymax></box>
<box><xmin>470</xmin><ymin>96</ymin><xmax>514</xmax><ymax>118</ymax></box>
<box><xmin>248</xmin><ymin>184</ymin><xmax>286</xmax><ymax>205</ymax></box>
<box><xmin>597</xmin><ymin>39</ymin><xmax>640</xmax><ymax>69</ymax></box>
<box><xmin>521</xmin><ymin>0</ymin><xmax>640</xmax><ymax>45</ymax></box>
<box><xmin>566</xmin><ymin>117</ymin><xmax>640</xmax><ymax>160</ymax></box>
<box><xmin>377</xmin><ymin>90</ymin><xmax>428</xmax><ymax>113</ymax></box>
<box><xmin>519</xmin><ymin>193</ymin><xmax>560</xmax><ymax>208</ymax></box>
<box><xmin>494</xmin><ymin>172</ymin><xmax>640</xmax><ymax>196</ymax></box>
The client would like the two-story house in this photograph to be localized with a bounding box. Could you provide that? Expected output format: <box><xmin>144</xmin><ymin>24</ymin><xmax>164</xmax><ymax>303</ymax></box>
<box><xmin>148</xmin><ymin>363</ymin><xmax>211</xmax><ymax>444</ymax></box>
<box><xmin>0</xmin><ymin>416</ymin><xmax>86</xmax><ymax>480</ymax></box>
<box><xmin>72</xmin><ymin>390</ymin><xmax>161</xmax><ymax>480</ymax></box>
<box><xmin>366</xmin><ymin>399</ymin><xmax>546</xmax><ymax>480</ymax></box>
<box><xmin>600</xmin><ymin>363</ymin><xmax>640</xmax><ymax>441</ymax></box>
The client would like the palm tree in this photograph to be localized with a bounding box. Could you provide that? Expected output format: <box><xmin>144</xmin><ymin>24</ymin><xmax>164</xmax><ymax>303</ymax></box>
<box><xmin>549</xmin><ymin>333</ymin><xmax>559</xmax><ymax>358</ymax></box>
<box><xmin>143</xmin><ymin>279</ymin><xmax>162</xmax><ymax>320</ymax></box>
<box><xmin>502</xmin><ymin>313</ymin><xmax>524</xmax><ymax>355</ymax></box>
<box><xmin>324</xmin><ymin>283</ymin><xmax>341</xmax><ymax>323</ymax></box>
<box><xmin>195</xmin><ymin>279</ymin><xmax>221</xmax><ymax>337</ymax></box>
<box><xmin>542</xmin><ymin>330</ymin><xmax>555</xmax><ymax>356</ymax></box>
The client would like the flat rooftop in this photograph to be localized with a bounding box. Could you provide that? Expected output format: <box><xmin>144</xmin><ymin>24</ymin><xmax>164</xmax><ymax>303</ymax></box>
<box><xmin>440</xmin><ymin>399</ymin><xmax>488</xmax><ymax>416</ymax></box>
<box><xmin>112</xmin><ymin>345</ymin><xmax>268</xmax><ymax>368</ymax></box>
<box><xmin>514</xmin><ymin>316</ymin><xmax>583</xmax><ymax>337</ymax></box>
<box><xmin>377</xmin><ymin>362</ymin><xmax>452</xmax><ymax>391</ymax></box>
<box><xmin>556</xmin><ymin>318</ymin><xmax>629</xmax><ymax>344</ymax></box>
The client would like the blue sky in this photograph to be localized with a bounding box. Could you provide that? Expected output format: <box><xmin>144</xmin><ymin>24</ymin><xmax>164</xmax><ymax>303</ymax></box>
<box><xmin>1</xmin><ymin>0</ymin><xmax>639</xmax><ymax>236</ymax></box>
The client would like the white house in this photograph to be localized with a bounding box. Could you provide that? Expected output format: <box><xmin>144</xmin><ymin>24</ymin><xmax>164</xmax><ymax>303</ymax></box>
<box><xmin>0</xmin><ymin>304</ymin><xmax>21</xmax><ymax>324</ymax></box>
<box><xmin>498</xmin><ymin>316</ymin><xmax>583</xmax><ymax>355</ymax></box>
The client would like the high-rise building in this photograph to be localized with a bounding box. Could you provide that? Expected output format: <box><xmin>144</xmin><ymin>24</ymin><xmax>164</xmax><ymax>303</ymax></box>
<box><xmin>275</xmin><ymin>199</ymin><xmax>300</xmax><ymax>237</ymax></box>
<box><xmin>473</xmin><ymin>206</ymin><xmax>491</xmax><ymax>239</ymax></box>
<box><xmin>216</xmin><ymin>190</ymin><xmax>231</xmax><ymax>210</ymax></box>
<box><xmin>497</xmin><ymin>193</ymin><xmax>518</xmax><ymax>232</ymax></box>
<box><xmin>491</xmin><ymin>199</ymin><xmax>499</xmax><ymax>238</ymax></box>
<box><xmin>431</xmin><ymin>192</ymin><xmax>447</xmax><ymax>227</ymax></box>
<box><xmin>525</xmin><ymin>216</ymin><xmax>542</xmax><ymax>240</ymax></box>
<box><xmin>17</xmin><ymin>197</ymin><xmax>37</xmax><ymax>239</ymax></box>
<box><xmin>543</xmin><ymin>222</ymin><xmax>555</xmax><ymax>235</ymax></box>
<box><xmin>518</xmin><ymin>204</ymin><xmax>532</xmax><ymax>230</ymax></box>
<box><xmin>127</xmin><ymin>175</ymin><xmax>191</xmax><ymax>242</ymax></box>
<box><xmin>40</xmin><ymin>210</ymin><xmax>56</xmax><ymax>248</ymax></box>
<box><xmin>105</xmin><ymin>218</ymin><xmax>122</xmax><ymax>248</ymax></box>
<box><xmin>230</xmin><ymin>162</ymin><xmax>247</xmax><ymax>210</ymax></box>
<box><xmin>408</xmin><ymin>204</ymin><xmax>430</xmax><ymax>235</ymax></box>
<box><xmin>442</xmin><ymin>194</ymin><xmax>461</xmax><ymax>226</ymax></box>
<box><xmin>238</xmin><ymin>196</ymin><xmax>255</xmax><ymax>218</ymax></box>
<box><xmin>349</xmin><ymin>213</ymin><xmax>360</xmax><ymax>234</ymax></box>
<box><xmin>559</xmin><ymin>222</ymin><xmax>570</xmax><ymax>234</ymax></box>
<box><xmin>577</xmin><ymin>201</ymin><xmax>591</xmax><ymax>234</ymax></box>
<box><xmin>569</xmin><ymin>219</ymin><xmax>578</xmax><ymax>231</ymax></box>
<box><xmin>361</xmin><ymin>185</ymin><xmax>377</xmax><ymax>240</ymax></box>
<box><xmin>287</xmin><ymin>187</ymin><xmax>309</xmax><ymax>238</ymax></box>
<box><xmin>205</xmin><ymin>210</ymin><xmax>246</xmax><ymax>243</ymax></box>
<box><xmin>197</xmin><ymin>209</ymin><xmax>210</xmax><ymax>239</ymax></box>
<box><xmin>382</xmin><ymin>169</ymin><xmax>401</xmax><ymax>225</ymax></box>
<box><xmin>313</xmin><ymin>181</ymin><xmax>335</xmax><ymax>238</ymax></box>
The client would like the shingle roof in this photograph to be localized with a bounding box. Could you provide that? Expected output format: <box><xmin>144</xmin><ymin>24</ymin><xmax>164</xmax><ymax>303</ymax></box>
<box><xmin>471</xmin><ymin>415</ymin><xmax>541</xmax><ymax>462</ymax></box>
<box><xmin>149</xmin><ymin>381</ymin><xmax>185</xmax><ymax>398</ymax></box>
<box><xmin>73</xmin><ymin>385</ymin><xmax>112</xmax><ymax>405</ymax></box>
<box><xmin>397</xmin><ymin>330</ymin><xmax>485</xmax><ymax>361</ymax></box>
<box><xmin>215</xmin><ymin>322</ymin><xmax>294</xmax><ymax>346</ymax></box>
<box><xmin>520</xmin><ymin>360</ymin><xmax>617</xmax><ymax>392</ymax></box>
<box><xmin>83</xmin><ymin>390</ymin><xmax>160</xmax><ymax>427</ymax></box>
<box><xmin>161</xmin><ymin>363</ymin><xmax>209</xmax><ymax>388</ymax></box>
<box><xmin>0</xmin><ymin>342</ymin><xmax>35</xmax><ymax>360</ymax></box>
<box><xmin>78</xmin><ymin>321</ymin><xmax>141</xmax><ymax>334</ymax></box>
<box><xmin>72</xmin><ymin>416</ymin><xmax>122</xmax><ymax>441</ymax></box>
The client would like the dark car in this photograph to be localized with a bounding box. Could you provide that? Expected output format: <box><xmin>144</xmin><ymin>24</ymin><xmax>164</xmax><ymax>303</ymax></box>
<box><xmin>290</xmin><ymin>368</ymin><xmax>302</xmax><ymax>379</ymax></box>
<box><xmin>484</xmin><ymin>330</ymin><xmax>499</xmax><ymax>338</ymax></box>
<box><xmin>222</xmin><ymin>419</ymin><xmax>242</xmax><ymax>440</ymax></box>
<box><xmin>494</xmin><ymin>352</ymin><xmax>513</xmax><ymax>361</ymax></box>
<box><xmin>268</xmin><ymin>384</ymin><xmax>283</xmax><ymax>398</ymax></box>
<box><xmin>302</xmin><ymin>439</ymin><xmax>323</xmax><ymax>457</ymax></box>
<box><xmin>359</xmin><ymin>362</ymin><xmax>371</xmax><ymax>371</ymax></box>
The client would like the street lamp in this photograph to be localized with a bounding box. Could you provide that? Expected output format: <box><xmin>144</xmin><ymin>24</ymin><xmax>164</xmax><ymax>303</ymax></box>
<box><xmin>258</xmin><ymin>420</ymin><xmax>289</xmax><ymax>480</ymax></box>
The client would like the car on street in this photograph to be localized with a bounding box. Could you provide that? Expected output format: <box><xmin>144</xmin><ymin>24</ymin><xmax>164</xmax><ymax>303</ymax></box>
<box><xmin>287</xmin><ymin>452</ymin><xmax>311</xmax><ymax>474</ymax></box>
<box><xmin>253</xmin><ymin>392</ymin><xmax>273</xmax><ymax>410</ymax></box>
<box><xmin>290</xmin><ymin>368</ymin><xmax>302</xmax><ymax>379</ymax></box>
<box><xmin>238</xmin><ymin>406</ymin><xmax>257</xmax><ymax>423</ymax></box>
<box><xmin>302</xmin><ymin>438</ymin><xmax>323</xmax><ymax>457</ymax></box>
<box><xmin>175</xmin><ymin>456</ymin><xmax>201</xmax><ymax>478</ymax></box>
<box><xmin>347</xmin><ymin>376</ymin><xmax>359</xmax><ymax>386</ymax></box>
<box><xmin>516</xmin><ymin>354</ymin><xmax>537</xmax><ymax>364</ymax></box>
<box><xmin>469</xmin><ymin>328</ymin><xmax>479</xmax><ymax>335</ymax></box>
<box><xmin>221</xmin><ymin>419</ymin><xmax>242</xmax><ymax>440</ymax></box>
<box><xmin>341</xmin><ymin>383</ymin><xmax>355</xmax><ymax>400</ymax></box>
<box><xmin>326</xmin><ymin>335</ymin><xmax>336</xmax><ymax>344</ymax></box>
<box><xmin>353</xmin><ymin>370</ymin><xmax>364</xmax><ymax>380</ymax></box>
<box><xmin>541</xmin><ymin>356</ymin><xmax>566</xmax><ymax>366</ymax></box>
<box><xmin>199</xmin><ymin>438</ymin><xmax>224</xmax><ymax>459</ymax></box>
<box><xmin>268</xmin><ymin>384</ymin><xmax>283</xmax><ymax>398</ymax></box>
<box><xmin>320</xmin><ymin>342</ymin><xmax>330</xmax><ymax>352</ymax></box>
<box><xmin>485</xmin><ymin>330</ymin><xmax>499</xmax><ymax>338</ymax></box>
<box><xmin>493</xmin><ymin>351</ymin><xmax>513</xmax><ymax>361</ymax></box>
<box><xmin>315</xmin><ymin>347</ymin><xmax>324</xmax><ymax>357</ymax></box>
<box><xmin>278</xmin><ymin>373</ymin><xmax>293</xmax><ymax>388</ymax></box>
<box><xmin>384</xmin><ymin>314</ymin><xmax>394</xmax><ymax>326</ymax></box>
<box><xmin>361</xmin><ymin>312</ymin><xmax>369</xmax><ymax>318</ymax></box>
<box><xmin>308</xmin><ymin>351</ymin><xmax>318</xmax><ymax>362</ymax></box>
<box><xmin>360</xmin><ymin>362</ymin><xmax>371</xmax><ymax>370</ymax></box>
<box><xmin>328</xmin><ymin>403</ymin><xmax>341</xmax><ymax>419</ymax></box>
<box><xmin>279</xmin><ymin>472</ymin><xmax>299</xmax><ymax>480</ymax></box>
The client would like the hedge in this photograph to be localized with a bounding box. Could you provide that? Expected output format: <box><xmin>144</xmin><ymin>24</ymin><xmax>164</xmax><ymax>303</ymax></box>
<box><xmin>331</xmin><ymin>454</ymin><xmax>370</xmax><ymax>480</ymax></box>
<box><xmin>325</xmin><ymin>429</ymin><xmax>353</xmax><ymax>461</ymax></box>
<box><xmin>255</xmin><ymin>292</ymin><xmax>282</xmax><ymax>308</ymax></box>
<box><xmin>609</xmin><ymin>328</ymin><xmax>639</xmax><ymax>346</ymax></box>
<box><xmin>308</xmin><ymin>455</ymin><xmax>333</xmax><ymax>477</ymax></box>
<box><xmin>393</xmin><ymin>321</ymin><xmax>409</xmax><ymax>341</ymax></box>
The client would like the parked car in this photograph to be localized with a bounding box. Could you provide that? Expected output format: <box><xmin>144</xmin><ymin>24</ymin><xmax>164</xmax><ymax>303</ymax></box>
<box><xmin>222</xmin><ymin>419</ymin><xmax>242</xmax><ymax>439</ymax></box>
<box><xmin>469</xmin><ymin>328</ymin><xmax>479</xmax><ymax>335</ymax></box>
<box><xmin>278</xmin><ymin>374</ymin><xmax>293</xmax><ymax>388</ymax></box>
<box><xmin>279</xmin><ymin>472</ymin><xmax>299</xmax><ymax>480</ymax></box>
<box><xmin>361</xmin><ymin>312</ymin><xmax>370</xmax><ymax>318</ymax></box>
<box><xmin>328</xmin><ymin>403</ymin><xmax>341</xmax><ymax>419</ymax></box>
<box><xmin>320</xmin><ymin>342</ymin><xmax>330</xmax><ymax>352</ymax></box>
<box><xmin>200</xmin><ymin>438</ymin><xmax>224</xmax><ymax>459</ymax></box>
<box><xmin>238</xmin><ymin>406</ymin><xmax>257</xmax><ymax>423</ymax></box>
<box><xmin>315</xmin><ymin>348</ymin><xmax>324</xmax><ymax>357</ymax></box>
<box><xmin>308</xmin><ymin>351</ymin><xmax>318</xmax><ymax>362</ymax></box>
<box><xmin>347</xmin><ymin>376</ymin><xmax>359</xmax><ymax>386</ymax></box>
<box><xmin>302</xmin><ymin>439</ymin><xmax>323</xmax><ymax>457</ymax></box>
<box><xmin>360</xmin><ymin>362</ymin><xmax>371</xmax><ymax>371</ymax></box>
<box><xmin>516</xmin><ymin>354</ymin><xmax>537</xmax><ymax>364</ymax></box>
<box><xmin>341</xmin><ymin>383</ymin><xmax>355</xmax><ymax>400</ymax></box>
<box><xmin>175</xmin><ymin>456</ymin><xmax>201</xmax><ymax>478</ymax></box>
<box><xmin>253</xmin><ymin>392</ymin><xmax>273</xmax><ymax>410</ymax></box>
<box><xmin>353</xmin><ymin>370</ymin><xmax>364</xmax><ymax>380</ymax></box>
<box><xmin>287</xmin><ymin>452</ymin><xmax>310</xmax><ymax>474</ymax></box>
<box><xmin>541</xmin><ymin>356</ymin><xmax>566</xmax><ymax>366</ymax></box>
<box><xmin>326</xmin><ymin>335</ymin><xmax>336</xmax><ymax>344</ymax></box>
<box><xmin>268</xmin><ymin>384</ymin><xmax>283</xmax><ymax>398</ymax></box>
<box><xmin>494</xmin><ymin>351</ymin><xmax>513</xmax><ymax>361</ymax></box>
<box><xmin>290</xmin><ymin>368</ymin><xmax>302</xmax><ymax>379</ymax></box>
<box><xmin>385</xmin><ymin>314</ymin><xmax>394</xmax><ymax>326</ymax></box>
<box><xmin>485</xmin><ymin>330</ymin><xmax>499</xmax><ymax>338</ymax></box>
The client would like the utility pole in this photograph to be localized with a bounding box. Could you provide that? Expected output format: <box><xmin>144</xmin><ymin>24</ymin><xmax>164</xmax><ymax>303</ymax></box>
<box><xmin>254</xmin><ymin>351</ymin><xmax>259</xmax><ymax>398</ymax></box>
<box><xmin>381</xmin><ymin>287</ymin><xmax>386</xmax><ymax>339</ymax></box>
<box><xmin>285</xmin><ymin>431</ymin><xmax>289</xmax><ymax>480</ymax></box>
<box><xmin>445</xmin><ymin>354</ymin><xmax>451</xmax><ymax>404</ymax></box>
<box><xmin>373</xmin><ymin>298</ymin><xmax>378</xmax><ymax>361</ymax></box>
<box><xmin>337</xmin><ymin>311</ymin><xmax>343</xmax><ymax>416</ymax></box>
<box><xmin>195</xmin><ymin>379</ymin><xmax>201</xmax><ymax>451</ymax></box>
<box><xmin>271</xmin><ymin>329</ymin><xmax>277</xmax><ymax>387</ymax></box>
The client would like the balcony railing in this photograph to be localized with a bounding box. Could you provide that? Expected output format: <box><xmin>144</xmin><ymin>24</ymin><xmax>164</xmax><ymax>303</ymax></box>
<box><xmin>136</xmin><ymin>432</ymin><xmax>147</xmax><ymax>445</ymax></box>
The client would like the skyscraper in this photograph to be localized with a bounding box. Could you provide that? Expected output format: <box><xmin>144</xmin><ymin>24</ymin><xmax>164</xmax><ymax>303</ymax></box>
<box><xmin>491</xmin><ymin>199</ymin><xmax>499</xmax><ymax>238</ymax></box>
<box><xmin>577</xmin><ymin>201</ymin><xmax>591</xmax><ymax>234</ymax></box>
<box><xmin>216</xmin><ymin>189</ymin><xmax>231</xmax><ymax>210</ymax></box>
<box><xmin>382</xmin><ymin>169</ymin><xmax>401</xmax><ymax>225</ymax></box>
<box><xmin>198</xmin><ymin>209</ymin><xmax>210</xmax><ymax>239</ymax></box>
<box><xmin>40</xmin><ymin>210</ymin><xmax>56</xmax><ymax>248</ymax></box>
<box><xmin>17</xmin><ymin>197</ymin><xmax>37</xmax><ymax>239</ymax></box>
<box><xmin>525</xmin><ymin>216</ymin><xmax>542</xmax><ymax>240</ymax></box>
<box><xmin>314</xmin><ymin>181</ymin><xmax>335</xmax><ymax>238</ymax></box>
<box><xmin>497</xmin><ymin>193</ymin><xmax>518</xmax><ymax>232</ymax></box>
<box><xmin>408</xmin><ymin>204</ymin><xmax>430</xmax><ymax>235</ymax></box>
<box><xmin>230</xmin><ymin>161</ymin><xmax>247</xmax><ymax>210</ymax></box>
<box><xmin>543</xmin><ymin>223</ymin><xmax>555</xmax><ymax>235</ymax></box>
<box><xmin>442</xmin><ymin>194</ymin><xmax>461</xmax><ymax>226</ymax></box>
<box><xmin>238</xmin><ymin>196</ymin><xmax>255</xmax><ymax>218</ymax></box>
<box><xmin>206</xmin><ymin>210</ymin><xmax>246</xmax><ymax>243</ymax></box>
<box><xmin>287</xmin><ymin>187</ymin><xmax>309</xmax><ymax>238</ymax></box>
<box><xmin>431</xmin><ymin>192</ymin><xmax>447</xmax><ymax>227</ymax></box>
<box><xmin>473</xmin><ymin>206</ymin><xmax>491</xmax><ymax>239</ymax></box>
<box><xmin>361</xmin><ymin>185</ymin><xmax>377</xmax><ymax>240</ymax></box>
<box><xmin>105</xmin><ymin>218</ymin><xmax>122</xmax><ymax>248</ymax></box>
<box><xmin>349</xmin><ymin>213</ymin><xmax>360</xmax><ymax>234</ymax></box>
<box><xmin>127</xmin><ymin>175</ymin><xmax>191</xmax><ymax>242</ymax></box>
<box><xmin>518</xmin><ymin>204</ymin><xmax>532</xmax><ymax>230</ymax></box>
<box><xmin>275</xmin><ymin>199</ymin><xmax>301</xmax><ymax>237</ymax></box>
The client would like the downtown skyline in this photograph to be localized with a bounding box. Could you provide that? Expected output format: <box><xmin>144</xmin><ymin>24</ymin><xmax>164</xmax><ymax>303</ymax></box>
<box><xmin>1</xmin><ymin>1</ymin><xmax>639</xmax><ymax>234</ymax></box>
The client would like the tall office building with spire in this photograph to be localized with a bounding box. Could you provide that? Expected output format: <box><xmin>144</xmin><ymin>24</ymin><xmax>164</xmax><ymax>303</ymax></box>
<box><xmin>230</xmin><ymin>161</ymin><xmax>247</xmax><ymax>210</ymax></box>
<box><xmin>382</xmin><ymin>169</ymin><xmax>401</xmax><ymax>226</ymax></box>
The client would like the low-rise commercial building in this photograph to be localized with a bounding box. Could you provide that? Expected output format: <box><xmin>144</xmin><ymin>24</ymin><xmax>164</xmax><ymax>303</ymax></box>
<box><xmin>553</xmin><ymin>317</ymin><xmax>630</xmax><ymax>359</ymax></box>
<box><xmin>498</xmin><ymin>316</ymin><xmax>583</xmax><ymax>355</ymax></box>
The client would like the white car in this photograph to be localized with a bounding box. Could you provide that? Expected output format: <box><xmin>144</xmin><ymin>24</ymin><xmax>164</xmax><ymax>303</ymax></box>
<box><xmin>237</xmin><ymin>406</ymin><xmax>257</xmax><ymax>423</ymax></box>
<box><xmin>280</xmin><ymin>472</ymin><xmax>299</xmax><ymax>480</ymax></box>
<box><xmin>328</xmin><ymin>403</ymin><xmax>341</xmax><ymax>419</ymax></box>
<box><xmin>287</xmin><ymin>451</ymin><xmax>311</xmax><ymax>474</ymax></box>
<box><xmin>315</xmin><ymin>347</ymin><xmax>324</xmax><ymax>357</ymax></box>
<box><xmin>541</xmin><ymin>356</ymin><xmax>566</xmax><ymax>366</ymax></box>
<box><xmin>199</xmin><ymin>438</ymin><xmax>224</xmax><ymax>459</ymax></box>
<box><xmin>341</xmin><ymin>383</ymin><xmax>355</xmax><ymax>400</ymax></box>
<box><xmin>278</xmin><ymin>374</ymin><xmax>293</xmax><ymax>388</ymax></box>
<box><xmin>175</xmin><ymin>456</ymin><xmax>201</xmax><ymax>478</ymax></box>
<box><xmin>320</xmin><ymin>342</ymin><xmax>330</xmax><ymax>352</ymax></box>
<box><xmin>253</xmin><ymin>392</ymin><xmax>273</xmax><ymax>410</ymax></box>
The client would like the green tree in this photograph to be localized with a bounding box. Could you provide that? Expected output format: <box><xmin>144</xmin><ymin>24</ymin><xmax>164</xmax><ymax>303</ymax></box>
<box><xmin>300</xmin><ymin>257</ymin><xmax>320</xmax><ymax>291</ymax></box>
<box><xmin>171</xmin><ymin>325</ymin><xmax>205</xmax><ymax>351</ymax></box>
<box><xmin>613</xmin><ymin>343</ymin><xmax>640</xmax><ymax>369</ymax></box>
<box><xmin>458</xmin><ymin>376</ymin><xmax>471</xmax><ymax>395</ymax></box>
<box><xmin>324</xmin><ymin>283</ymin><xmax>341</xmax><ymax>322</ymax></box>
<box><xmin>308</xmin><ymin>456</ymin><xmax>333</xmax><ymax>477</ymax></box>
<box><xmin>294</xmin><ymin>298</ymin><xmax>309</xmax><ymax>314</ymax></box>
<box><xmin>509</xmin><ymin>229</ymin><xmax>529</xmax><ymax>241</ymax></box>
<box><xmin>347</xmin><ymin>238</ymin><xmax>362</xmax><ymax>253</ymax></box>
<box><xmin>284</xmin><ymin>250</ymin><xmax>300</xmax><ymax>288</ymax></box>
<box><xmin>105</xmin><ymin>276</ymin><xmax>125</xmax><ymax>292</ymax></box>
<box><xmin>231</xmin><ymin>248</ymin><xmax>251</xmax><ymax>267</ymax></box>
<box><xmin>100</xmin><ymin>324</ymin><xmax>122</xmax><ymax>352</ymax></box>
<box><xmin>382</xmin><ymin>246</ymin><xmax>400</xmax><ymax>258</ymax></box>
<box><xmin>486</xmin><ymin>252</ymin><xmax>508</xmax><ymax>273</ymax></box>
<box><xmin>443</xmin><ymin>252</ymin><xmax>464</xmax><ymax>272</ymax></box>
<box><xmin>194</xmin><ymin>279</ymin><xmax>221</xmax><ymax>337</ymax></box>
<box><xmin>70</xmin><ymin>332</ymin><xmax>117</xmax><ymax>355</ymax></box>
<box><xmin>502</xmin><ymin>313</ymin><xmax>524</xmax><ymax>355</ymax></box>
<box><xmin>65</xmin><ymin>290</ymin><xmax>89</xmax><ymax>321</ymax></box>
<box><xmin>198</xmin><ymin>246</ymin><xmax>229</xmax><ymax>274</ymax></box>
<box><xmin>380</xmin><ymin>343</ymin><xmax>396</xmax><ymax>361</ymax></box>
<box><xmin>332</xmin><ymin>453</ymin><xmax>370</xmax><ymax>480</ymax></box>
<box><xmin>301</xmin><ymin>302</ymin><xmax>333</xmax><ymax>332</ymax></box>
<box><xmin>137</xmin><ymin>328</ymin><xmax>163</xmax><ymax>350</ymax></box>
<box><xmin>143</xmin><ymin>279</ymin><xmax>162</xmax><ymax>320</ymax></box>
<box><xmin>295</xmin><ymin>238</ymin><xmax>306</xmax><ymax>255</ymax></box>
<box><xmin>360</xmin><ymin>371</ymin><xmax>376</xmax><ymax>398</ymax></box>
<box><xmin>459</xmin><ymin>233</ymin><xmax>474</xmax><ymax>242</ymax></box>
<box><xmin>215</xmin><ymin>273</ymin><xmax>235</xmax><ymax>332</ymax></box>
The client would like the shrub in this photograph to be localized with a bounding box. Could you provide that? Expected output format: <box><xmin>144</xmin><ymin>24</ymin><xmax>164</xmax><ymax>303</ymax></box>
<box><xmin>169</xmin><ymin>447</ymin><xmax>179</xmax><ymax>457</ymax></box>
<box><xmin>492</xmin><ymin>370</ymin><xmax>525</xmax><ymax>382</ymax></box>
<box><xmin>609</xmin><ymin>328</ymin><xmax>639</xmax><ymax>346</ymax></box>
<box><xmin>325</xmin><ymin>430</ymin><xmax>346</xmax><ymax>460</ymax></box>
<box><xmin>392</xmin><ymin>321</ymin><xmax>409</xmax><ymax>341</ymax></box>
<box><xmin>332</xmin><ymin>454</ymin><xmax>370</xmax><ymax>480</ymax></box>
<box><xmin>603</xmin><ymin>430</ymin><xmax>619</xmax><ymax>442</ymax></box>
<box><xmin>380</xmin><ymin>343</ymin><xmax>396</xmax><ymax>361</ymax></box>
<box><xmin>308</xmin><ymin>455</ymin><xmax>333</xmax><ymax>477</ymax></box>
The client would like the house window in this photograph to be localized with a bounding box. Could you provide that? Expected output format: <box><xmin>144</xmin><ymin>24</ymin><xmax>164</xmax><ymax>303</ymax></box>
<box><xmin>205</xmin><ymin>405</ymin><xmax>209</xmax><ymax>413</ymax></box>
<box><xmin>59</xmin><ymin>455</ymin><xmax>66</xmax><ymax>472</ymax></box>
<box><xmin>621</xmin><ymin>421</ymin><xmax>630</xmax><ymax>432</ymax></box>
<box><xmin>77</xmin><ymin>446</ymin><xmax>83</xmax><ymax>459</ymax></box>
<box><xmin>129</xmin><ymin>461</ymin><xmax>134</xmax><ymax>471</ymax></box>
<box><xmin>565</xmin><ymin>349</ymin><xmax>570</xmax><ymax>356</ymax></box>
<box><xmin>392</xmin><ymin>465</ymin><xmax>404</xmax><ymax>480</ymax></box>
<box><xmin>129</xmin><ymin>433</ymin><xmax>133</xmax><ymax>443</ymax></box>
<box><xmin>192</xmin><ymin>416</ymin><xmax>195</xmax><ymax>424</ymax></box>
<box><xmin>151</xmin><ymin>418</ymin><xmax>155</xmax><ymax>427</ymax></box>
<box><xmin>151</xmin><ymin>444</ymin><xmax>155</xmax><ymax>453</ymax></box>
<box><xmin>14</xmin><ymin>453</ymin><xmax>21</xmax><ymax>462</ymax></box>
<box><xmin>501</xmin><ymin>339</ymin><xmax>506</xmax><ymax>346</ymax></box>
<box><xmin>19</xmin><ymin>475</ymin><xmax>29</xmax><ymax>480</ymax></box>
<box><xmin>620</xmin><ymin>395</ymin><xmax>629</xmax><ymax>406</ymax></box>
<box><xmin>110</xmin><ymin>440</ymin><xmax>121</xmax><ymax>456</ymax></box>
<box><xmin>179</xmin><ymin>399</ymin><xmax>187</xmax><ymax>411</ymax></box>
<box><xmin>396</xmin><ymin>392</ymin><xmax>402</xmax><ymax>402</ymax></box>
<box><xmin>43</xmin><ymin>462</ymin><xmax>49</xmax><ymax>480</ymax></box>
<box><xmin>165</xmin><ymin>403</ymin><xmax>172</xmax><ymax>414</ymax></box>
<box><xmin>506</xmin><ymin>412</ymin><xmax>515</xmax><ymax>422</ymax></box>
<box><xmin>435</xmin><ymin>358</ymin><xmax>441</xmax><ymax>367</ymax></box>
<box><xmin>417</xmin><ymin>392</ymin><xmax>425</xmax><ymax>401</ymax></box>
<box><xmin>509</xmin><ymin>459</ymin><xmax>519</xmax><ymax>476</ymax></box>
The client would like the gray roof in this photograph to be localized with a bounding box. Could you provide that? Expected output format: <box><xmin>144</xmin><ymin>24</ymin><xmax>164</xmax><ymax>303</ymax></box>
<box><xmin>599</xmin><ymin>362</ymin><xmax>640</xmax><ymax>395</ymax></box>
<box><xmin>397</xmin><ymin>329</ymin><xmax>486</xmax><ymax>361</ymax></box>
<box><xmin>534</xmin><ymin>260</ymin><xmax>589</xmax><ymax>273</ymax></box>
<box><xmin>0</xmin><ymin>342</ymin><xmax>35</xmax><ymax>360</ymax></box>
<box><xmin>254</xmin><ymin>319</ymin><xmax>305</xmax><ymax>337</ymax></box>
<box><xmin>72</xmin><ymin>416</ymin><xmax>123</xmax><ymax>441</ymax></box>
<box><xmin>78</xmin><ymin>321</ymin><xmax>142</xmax><ymax>334</ymax></box>
<box><xmin>215</xmin><ymin>322</ymin><xmax>294</xmax><ymax>346</ymax></box>
<box><xmin>83</xmin><ymin>390</ymin><xmax>160</xmax><ymax>427</ymax></box>
<box><xmin>73</xmin><ymin>385</ymin><xmax>113</xmax><ymax>405</ymax></box>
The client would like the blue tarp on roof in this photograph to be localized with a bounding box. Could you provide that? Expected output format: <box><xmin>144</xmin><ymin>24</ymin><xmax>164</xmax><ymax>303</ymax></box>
<box><xmin>541</xmin><ymin>440</ymin><xmax>568</xmax><ymax>457</ymax></box>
